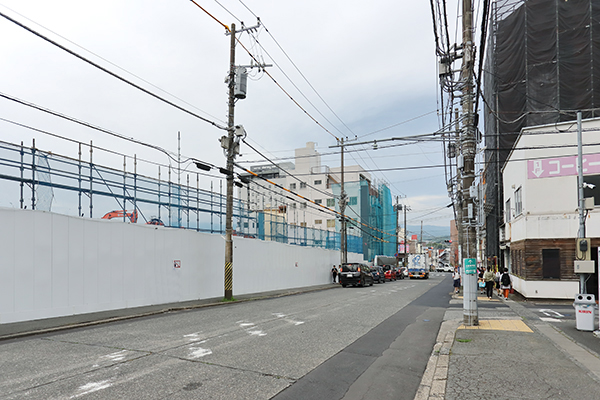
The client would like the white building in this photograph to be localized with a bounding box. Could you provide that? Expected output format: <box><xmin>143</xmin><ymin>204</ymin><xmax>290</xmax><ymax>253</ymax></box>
<box><xmin>238</xmin><ymin>142</ymin><xmax>371</xmax><ymax>233</ymax></box>
<box><xmin>501</xmin><ymin>117</ymin><xmax>600</xmax><ymax>299</ymax></box>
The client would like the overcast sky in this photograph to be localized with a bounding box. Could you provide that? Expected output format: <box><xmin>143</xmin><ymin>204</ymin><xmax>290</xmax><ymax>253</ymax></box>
<box><xmin>0</xmin><ymin>0</ymin><xmax>461</xmax><ymax>230</ymax></box>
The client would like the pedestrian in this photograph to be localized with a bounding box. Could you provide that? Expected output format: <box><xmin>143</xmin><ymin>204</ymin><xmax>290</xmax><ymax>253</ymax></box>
<box><xmin>331</xmin><ymin>265</ymin><xmax>338</xmax><ymax>283</ymax></box>
<box><xmin>495</xmin><ymin>268</ymin><xmax>502</xmax><ymax>296</ymax></box>
<box><xmin>483</xmin><ymin>266</ymin><xmax>495</xmax><ymax>299</ymax></box>
<box><xmin>500</xmin><ymin>267</ymin><xmax>512</xmax><ymax>299</ymax></box>
<box><xmin>453</xmin><ymin>268</ymin><xmax>461</xmax><ymax>294</ymax></box>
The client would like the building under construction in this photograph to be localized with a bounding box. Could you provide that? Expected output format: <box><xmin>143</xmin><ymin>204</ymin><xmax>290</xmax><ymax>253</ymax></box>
<box><xmin>483</xmin><ymin>0</ymin><xmax>600</xmax><ymax>266</ymax></box>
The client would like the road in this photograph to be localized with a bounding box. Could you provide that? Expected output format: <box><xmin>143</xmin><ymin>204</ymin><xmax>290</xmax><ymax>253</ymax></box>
<box><xmin>0</xmin><ymin>273</ymin><xmax>453</xmax><ymax>400</ymax></box>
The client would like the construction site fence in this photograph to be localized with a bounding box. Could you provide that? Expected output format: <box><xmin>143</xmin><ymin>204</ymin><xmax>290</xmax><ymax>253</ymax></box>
<box><xmin>0</xmin><ymin>139</ymin><xmax>361</xmax><ymax>253</ymax></box>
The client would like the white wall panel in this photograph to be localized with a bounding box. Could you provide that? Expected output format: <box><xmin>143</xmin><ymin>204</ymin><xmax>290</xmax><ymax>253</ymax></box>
<box><xmin>51</xmin><ymin>213</ymin><xmax>70</xmax><ymax>310</ymax></box>
<box><xmin>13</xmin><ymin>210</ymin><xmax>35</xmax><ymax>313</ymax></box>
<box><xmin>0</xmin><ymin>208</ymin><xmax>362</xmax><ymax>325</ymax></box>
<box><xmin>68</xmin><ymin>217</ymin><xmax>85</xmax><ymax>310</ymax></box>
<box><xmin>0</xmin><ymin>209</ymin><xmax>15</xmax><ymax>318</ymax></box>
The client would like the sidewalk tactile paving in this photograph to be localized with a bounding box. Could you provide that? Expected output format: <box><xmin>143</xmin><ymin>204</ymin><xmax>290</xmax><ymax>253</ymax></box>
<box><xmin>457</xmin><ymin>319</ymin><xmax>533</xmax><ymax>332</ymax></box>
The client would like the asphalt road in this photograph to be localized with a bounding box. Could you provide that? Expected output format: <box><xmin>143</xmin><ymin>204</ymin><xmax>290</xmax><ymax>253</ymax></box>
<box><xmin>0</xmin><ymin>273</ymin><xmax>452</xmax><ymax>400</ymax></box>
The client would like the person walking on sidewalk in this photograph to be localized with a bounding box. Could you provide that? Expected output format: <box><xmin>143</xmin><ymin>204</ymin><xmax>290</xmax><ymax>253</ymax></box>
<box><xmin>331</xmin><ymin>265</ymin><xmax>338</xmax><ymax>283</ymax></box>
<box><xmin>483</xmin><ymin>266</ymin><xmax>495</xmax><ymax>299</ymax></box>
<box><xmin>495</xmin><ymin>268</ymin><xmax>501</xmax><ymax>296</ymax></box>
<box><xmin>453</xmin><ymin>268</ymin><xmax>461</xmax><ymax>294</ymax></box>
<box><xmin>500</xmin><ymin>268</ymin><xmax>512</xmax><ymax>299</ymax></box>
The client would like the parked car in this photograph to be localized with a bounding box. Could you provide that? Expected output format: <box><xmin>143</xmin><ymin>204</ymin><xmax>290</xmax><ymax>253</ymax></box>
<box><xmin>340</xmin><ymin>263</ymin><xmax>374</xmax><ymax>287</ymax></box>
<box><xmin>399</xmin><ymin>266</ymin><xmax>409</xmax><ymax>278</ymax></box>
<box><xmin>408</xmin><ymin>268</ymin><xmax>429</xmax><ymax>279</ymax></box>
<box><xmin>395</xmin><ymin>267</ymin><xmax>405</xmax><ymax>280</ymax></box>
<box><xmin>382</xmin><ymin>265</ymin><xmax>396</xmax><ymax>281</ymax></box>
<box><xmin>443</xmin><ymin>264</ymin><xmax>454</xmax><ymax>272</ymax></box>
<box><xmin>371</xmin><ymin>266</ymin><xmax>385</xmax><ymax>284</ymax></box>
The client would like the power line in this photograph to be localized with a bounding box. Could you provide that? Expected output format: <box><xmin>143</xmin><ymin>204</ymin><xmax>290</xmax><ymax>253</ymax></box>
<box><xmin>0</xmin><ymin>9</ymin><xmax>228</xmax><ymax>131</ymax></box>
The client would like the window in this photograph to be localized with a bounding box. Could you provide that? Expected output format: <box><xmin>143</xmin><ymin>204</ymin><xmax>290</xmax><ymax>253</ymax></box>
<box><xmin>289</xmin><ymin>183</ymin><xmax>296</xmax><ymax>190</ymax></box>
<box><xmin>542</xmin><ymin>249</ymin><xmax>560</xmax><ymax>279</ymax></box>
<box><xmin>327</xmin><ymin>219</ymin><xmax>335</xmax><ymax>228</ymax></box>
<box><xmin>314</xmin><ymin>180</ymin><xmax>322</xmax><ymax>185</ymax></box>
<box><xmin>349</xmin><ymin>196</ymin><xmax>358</xmax><ymax>205</ymax></box>
<box><xmin>300</xmin><ymin>182</ymin><xmax>307</xmax><ymax>189</ymax></box>
<box><xmin>300</xmin><ymin>222</ymin><xmax>307</xmax><ymax>227</ymax></box>
<box><xmin>315</xmin><ymin>219</ymin><xmax>322</xmax><ymax>224</ymax></box>
<box><xmin>505</xmin><ymin>199</ymin><xmax>511</xmax><ymax>223</ymax></box>
<box><xmin>315</xmin><ymin>199</ymin><xmax>322</xmax><ymax>204</ymax></box>
<box><xmin>291</xmin><ymin>203</ymin><xmax>297</xmax><ymax>209</ymax></box>
<box><xmin>327</xmin><ymin>198</ymin><xmax>335</xmax><ymax>207</ymax></box>
<box><xmin>300</xmin><ymin>203</ymin><xmax>307</xmax><ymax>209</ymax></box>
<box><xmin>583</xmin><ymin>174</ymin><xmax>600</xmax><ymax>205</ymax></box>
<box><xmin>514</xmin><ymin>187</ymin><xmax>522</xmax><ymax>216</ymax></box>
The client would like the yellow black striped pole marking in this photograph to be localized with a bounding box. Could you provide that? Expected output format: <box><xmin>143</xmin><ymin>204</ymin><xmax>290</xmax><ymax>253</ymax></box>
<box><xmin>224</xmin><ymin>262</ymin><xmax>233</xmax><ymax>291</ymax></box>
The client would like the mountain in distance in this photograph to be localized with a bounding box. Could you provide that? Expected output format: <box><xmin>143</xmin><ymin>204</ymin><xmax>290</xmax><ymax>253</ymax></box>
<box><xmin>405</xmin><ymin>224</ymin><xmax>450</xmax><ymax>241</ymax></box>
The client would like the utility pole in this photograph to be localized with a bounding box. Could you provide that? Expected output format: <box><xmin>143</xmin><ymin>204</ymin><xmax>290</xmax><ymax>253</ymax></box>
<box><xmin>339</xmin><ymin>137</ymin><xmax>348</xmax><ymax>265</ymax></box>
<box><xmin>395</xmin><ymin>196</ymin><xmax>400</xmax><ymax>269</ymax></box>
<box><xmin>455</xmin><ymin>108</ymin><xmax>463</xmax><ymax>270</ymax></box>
<box><xmin>461</xmin><ymin>0</ymin><xmax>478</xmax><ymax>325</ymax></box>
<box><xmin>420</xmin><ymin>220</ymin><xmax>423</xmax><ymax>256</ymax></box>
<box><xmin>401</xmin><ymin>204</ymin><xmax>410</xmax><ymax>269</ymax></box>
<box><xmin>222</xmin><ymin>21</ymin><xmax>266</xmax><ymax>301</ymax></box>
<box><xmin>223</xmin><ymin>22</ymin><xmax>237</xmax><ymax>301</ymax></box>
<box><xmin>576</xmin><ymin>111</ymin><xmax>587</xmax><ymax>293</ymax></box>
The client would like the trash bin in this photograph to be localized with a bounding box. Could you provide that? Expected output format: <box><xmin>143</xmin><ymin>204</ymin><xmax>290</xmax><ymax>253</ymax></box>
<box><xmin>573</xmin><ymin>294</ymin><xmax>597</xmax><ymax>331</ymax></box>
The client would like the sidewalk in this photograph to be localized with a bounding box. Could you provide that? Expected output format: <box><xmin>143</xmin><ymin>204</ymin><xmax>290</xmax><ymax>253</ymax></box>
<box><xmin>416</xmin><ymin>290</ymin><xmax>600</xmax><ymax>399</ymax></box>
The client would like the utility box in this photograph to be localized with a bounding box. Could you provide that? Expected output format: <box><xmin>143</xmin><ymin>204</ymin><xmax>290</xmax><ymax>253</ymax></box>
<box><xmin>576</xmin><ymin>238</ymin><xmax>591</xmax><ymax>260</ymax></box>
<box><xmin>234</xmin><ymin>67</ymin><xmax>247</xmax><ymax>99</ymax></box>
<box><xmin>574</xmin><ymin>260</ymin><xmax>595</xmax><ymax>273</ymax></box>
<box><xmin>573</xmin><ymin>294</ymin><xmax>597</xmax><ymax>331</ymax></box>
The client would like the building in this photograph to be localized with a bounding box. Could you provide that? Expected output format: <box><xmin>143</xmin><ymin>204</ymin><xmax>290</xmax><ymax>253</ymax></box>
<box><xmin>238</xmin><ymin>142</ymin><xmax>397</xmax><ymax>261</ymax></box>
<box><xmin>483</xmin><ymin>0</ymin><xmax>600</xmax><ymax>271</ymax></box>
<box><xmin>501</xmin><ymin>118</ymin><xmax>600</xmax><ymax>299</ymax></box>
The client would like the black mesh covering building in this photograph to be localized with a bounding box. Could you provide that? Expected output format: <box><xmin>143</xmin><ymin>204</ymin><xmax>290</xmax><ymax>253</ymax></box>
<box><xmin>483</xmin><ymin>0</ymin><xmax>600</xmax><ymax>264</ymax></box>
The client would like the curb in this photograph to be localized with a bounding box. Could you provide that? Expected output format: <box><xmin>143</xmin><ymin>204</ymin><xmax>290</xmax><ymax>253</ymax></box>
<box><xmin>0</xmin><ymin>284</ymin><xmax>338</xmax><ymax>341</ymax></box>
<box><xmin>414</xmin><ymin>319</ymin><xmax>461</xmax><ymax>400</ymax></box>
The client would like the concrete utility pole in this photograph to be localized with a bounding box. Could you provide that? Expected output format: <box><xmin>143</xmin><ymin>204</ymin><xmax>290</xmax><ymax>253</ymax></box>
<box><xmin>576</xmin><ymin>111</ymin><xmax>587</xmax><ymax>293</ymax></box>
<box><xmin>420</xmin><ymin>220</ymin><xmax>424</xmax><ymax>256</ymax></box>
<box><xmin>401</xmin><ymin>204</ymin><xmax>410</xmax><ymax>269</ymax></box>
<box><xmin>461</xmin><ymin>0</ymin><xmax>478</xmax><ymax>325</ymax></box>
<box><xmin>339</xmin><ymin>138</ymin><xmax>348</xmax><ymax>265</ymax></box>
<box><xmin>395</xmin><ymin>196</ymin><xmax>400</xmax><ymax>269</ymax></box>
<box><xmin>223</xmin><ymin>22</ymin><xmax>237</xmax><ymax>301</ymax></box>
<box><xmin>454</xmin><ymin>108</ymin><xmax>463</xmax><ymax>269</ymax></box>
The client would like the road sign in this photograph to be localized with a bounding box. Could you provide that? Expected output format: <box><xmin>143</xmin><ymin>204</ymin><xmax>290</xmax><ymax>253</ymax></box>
<box><xmin>463</xmin><ymin>258</ymin><xmax>476</xmax><ymax>274</ymax></box>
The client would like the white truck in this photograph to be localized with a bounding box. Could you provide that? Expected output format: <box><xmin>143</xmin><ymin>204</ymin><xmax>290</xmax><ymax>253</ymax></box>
<box><xmin>408</xmin><ymin>254</ymin><xmax>429</xmax><ymax>279</ymax></box>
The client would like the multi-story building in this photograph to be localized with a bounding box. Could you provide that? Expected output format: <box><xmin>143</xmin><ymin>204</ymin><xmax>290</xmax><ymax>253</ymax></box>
<box><xmin>501</xmin><ymin>118</ymin><xmax>600</xmax><ymax>299</ymax></box>
<box><xmin>483</xmin><ymin>0</ymin><xmax>600</xmax><ymax>270</ymax></box>
<box><xmin>238</xmin><ymin>142</ymin><xmax>397</xmax><ymax>261</ymax></box>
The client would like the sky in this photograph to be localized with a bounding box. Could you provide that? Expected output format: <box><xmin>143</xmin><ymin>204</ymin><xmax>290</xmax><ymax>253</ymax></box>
<box><xmin>0</xmin><ymin>0</ymin><xmax>460</xmax><ymax>230</ymax></box>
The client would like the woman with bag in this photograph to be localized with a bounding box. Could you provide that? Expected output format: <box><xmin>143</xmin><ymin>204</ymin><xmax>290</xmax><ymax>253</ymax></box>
<box><xmin>483</xmin><ymin>266</ymin><xmax>495</xmax><ymax>299</ymax></box>
<box><xmin>500</xmin><ymin>268</ymin><xmax>512</xmax><ymax>300</ymax></box>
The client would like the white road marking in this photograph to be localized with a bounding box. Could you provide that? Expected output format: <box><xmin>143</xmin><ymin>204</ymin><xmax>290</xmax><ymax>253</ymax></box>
<box><xmin>189</xmin><ymin>346</ymin><xmax>213</xmax><ymax>358</ymax></box>
<box><xmin>539</xmin><ymin>309</ymin><xmax>565</xmax><ymax>318</ymax></box>
<box><xmin>540</xmin><ymin>317</ymin><xmax>562</xmax><ymax>323</ymax></box>
<box><xmin>70</xmin><ymin>380</ymin><xmax>112</xmax><ymax>398</ymax></box>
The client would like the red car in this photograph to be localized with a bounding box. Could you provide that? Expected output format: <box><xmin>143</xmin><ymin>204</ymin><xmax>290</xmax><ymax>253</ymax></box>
<box><xmin>383</xmin><ymin>266</ymin><xmax>397</xmax><ymax>281</ymax></box>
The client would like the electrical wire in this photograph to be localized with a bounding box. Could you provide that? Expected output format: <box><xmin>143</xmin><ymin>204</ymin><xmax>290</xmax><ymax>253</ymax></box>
<box><xmin>0</xmin><ymin>10</ymin><xmax>228</xmax><ymax>131</ymax></box>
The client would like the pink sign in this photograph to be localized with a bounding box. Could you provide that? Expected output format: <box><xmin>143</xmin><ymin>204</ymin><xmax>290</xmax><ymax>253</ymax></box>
<box><xmin>527</xmin><ymin>153</ymin><xmax>600</xmax><ymax>179</ymax></box>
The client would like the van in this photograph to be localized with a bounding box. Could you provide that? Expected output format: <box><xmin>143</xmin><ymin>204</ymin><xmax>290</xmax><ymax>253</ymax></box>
<box><xmin>339</xmin><ymin>263</ymin><xmax>374</xmax><ymax>288</ymax></box>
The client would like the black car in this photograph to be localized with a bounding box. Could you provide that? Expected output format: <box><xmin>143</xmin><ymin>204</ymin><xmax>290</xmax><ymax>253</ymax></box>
<box><xmin>340</xmin><ymin>263</ymin><xmax>374</xmax><ymax>287</ymax></box>
<box><xmin>371</xmin><ymin>266</ymin><xmax>385</xmax><ymax>284</ymax></box>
